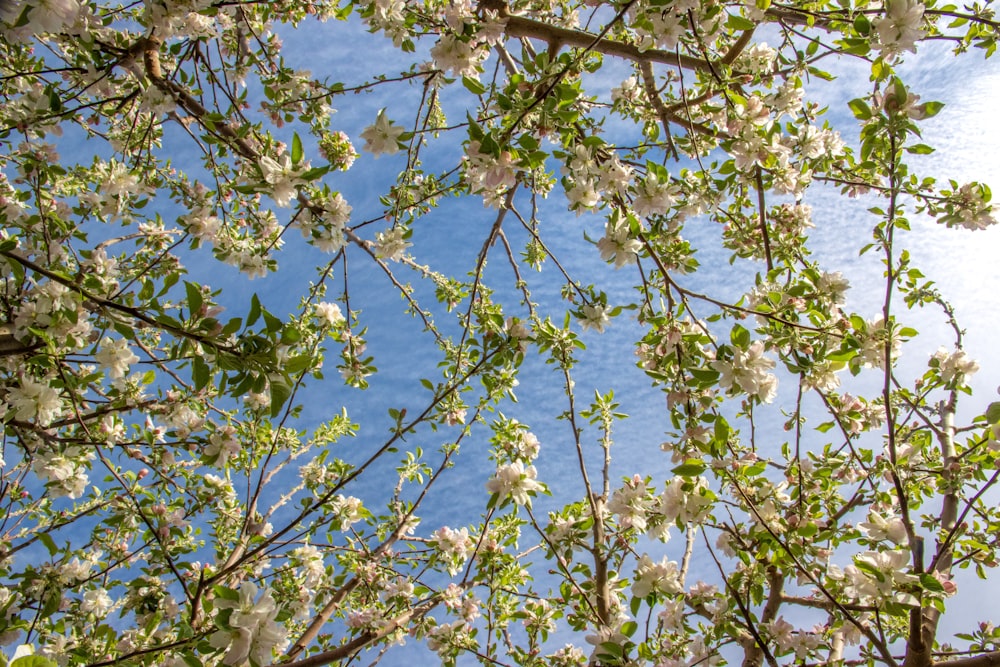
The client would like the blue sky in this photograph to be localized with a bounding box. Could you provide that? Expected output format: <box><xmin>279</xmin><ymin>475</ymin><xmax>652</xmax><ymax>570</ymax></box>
<box><xmin>5</xmin><ymin>5</ymin><xmax>999</xmax><ymax>664</ymax></box>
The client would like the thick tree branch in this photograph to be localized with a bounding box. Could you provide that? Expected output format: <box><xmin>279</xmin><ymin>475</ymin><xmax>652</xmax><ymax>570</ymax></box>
<box><xmin>504</xmin><ymin>14</ymin><xmax>714</xmax><ymax>73</ymax></box>
<box><xmin>934</xmin><ymin>652</ymin><xmax>1000</xmax><ymax>667</ymax></box>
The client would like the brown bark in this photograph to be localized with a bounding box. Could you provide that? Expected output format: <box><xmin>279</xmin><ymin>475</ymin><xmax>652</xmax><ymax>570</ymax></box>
<box><xmin>934</xmin><ymin>652</ymin><xmax>1000</xmax><ymax>667</ymax></box>
<box><xmin>503</xmin><ymin>14</ymin><xmax>711</xmax><ymax>73</ymax></box>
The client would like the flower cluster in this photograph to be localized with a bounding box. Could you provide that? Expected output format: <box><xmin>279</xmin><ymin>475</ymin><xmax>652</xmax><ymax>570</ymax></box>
<box><xmin>298</xmin><ymin>190</ymin><xmax>352</xmax><ymax>253</ymax></box>
<box><xmin>930</xmin><ymin>346</ymin><xmax>979</xmax><ymax>385</ymax></box>
<box><xmin>874</xmin><ymin>0</ymin><xmax>927</xmax><ymax>56</ymax></box>
<box><xmin>486</xmin><ymin>462</ymin><xmax>544</xmax><ymax>505</ymax></box>
<box><xmin>596</xmin><ymin>217</ymin><xmax>643</xmax><ymax>268</ymax></box>
<box><xmin>711</xmin><ymin>341</ymin><xmax>779</xmax><ymax>403</ymax></box>
<box><xmin>463</xmin><ymin>139</ymin><xmax>518</xmax><ymax>207</ymax></box>
<box><xmin>259</xmin><ymin>154</ymin><xmax>308</xmax><ymax>208</ymax></box>
<box><xmin>319</xmin><ymin>130</ymin><xmax>358</xmax><ymax>171</ymax></box>
<box><xmin>209</xmin><ymin>582</ymin><xmax>289</xmax><ymax>666</ymax></box>
<box><xmin>835</xmin><ymin>550</ymin><xmax>918</xmax><ymax>605</ymax></box>
<box><xmin>360</xmin><ymin>110</ymin><xmax>406</xmax><ymax>156</ymax></box>
<box><xmin>939</xmin><ymin>182</ymin><xmax>997</xmax><ymax>230</ymax></box>
<box><xmin>374</xmin><ymin>227</ymin><xmax>412</xmax><ymax>261</ymax></box>
<box><xmin>631</xmin><ymin>555</ymin><xmax>683</xmax><ymax>598</ymax></box>
<box><xmin>430</xmin><ymin>33</ymin><xmax>488</xmax><ymax>79</ymax></box>
<box><xmin>432</xmin><ymin>526</ymin><xmax>474</xmax><ymax>575</ymax></box>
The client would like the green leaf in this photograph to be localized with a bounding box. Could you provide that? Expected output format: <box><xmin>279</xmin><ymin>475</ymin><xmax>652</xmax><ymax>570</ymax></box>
<box><xmin>730</xmin><ymin>324</ymin><xmax>750</xmax><ymax>348</ymax></box>
<box><xmin>798</xmin><ymin>522</ymin><xmax>819</xmax><ymax>537</ymax></box>
<box><xmin>881</xmin><ymin>600</ymin><xmax>911</xmax><ymax>617</ymax></box>
<box><xmin>826</xmin><ymin>349</ymin><xmax>857</xmax><ymax>362</ymax></box>
<box><xmin>853</xmin><ymin>13</ymin><xmax>871</xmax><ymax>36</ymax></box>
<box><xmin>921</xmin><ymin>101</ymin><xmax>945</xmax><ymax>118</ymax></box>
<box><xmin>213</xmin><ymin>585</ymin><xmax>240</xmax><ymax>601</ymax></box>
<box><xmin>284</xmin><ymin>323</ymin><xmax>305</xmax><ymax>345</ymax></box>
<box><xmin>892</xmin><ymin>77</ymin><xmax>908</xmax><ymax>105</ymax></box>
<box><xmin>247</xmin><ymin>294</ymin><xmax>262</xmax><ymax>327</ymax></box>
<box><xmin>726</xmin><ymin>14</ymin><xmax>756</xmax><ymax>30</ymax></box>
<box><xmin>672</xmin><ymin>460</ymin><xmax>706</xmax><ymax>477</ymax></box>
<box><xmin>222</xmin><ymin>317</ymin><xmax>243</xmax><ymax>335</ymax></box>
<box><xmin>300</xmin><ymin>165</ymin><xmax>331</xmax><ymax>181</ymax></box>
<box><xmin>919</xmin><ymin>573</ymin><xmax>945</xmax><ymax>593</ymax></box>
<box><xmin>986</xmin><ymin>401</ymin><xmax>1000</xmax><ymax>424</ymax></box>
<box><xmin>854</xmin><ymin>558</ymin><xmax>883</xmax><ymax>579</ymax></box>
<box><xmin>12</xmin><ymin>657</ymin><xmax>59</xmax><ymax>667</ymax></box>
<box><xmin>714</xmin><ymin>416</ymin><xmax>731</xmax><ymax>444</ymax></box>
<box><xmin>38</xmin><ymin>532</ymin><xmax>58</xmax><ymax>557</ymax></box>
<box><xmin>689</xmin><ymin>368</ymin><xmax>720</xmax><ymax>384</ymax></box>
<box><xmin>905</xmin><ymin>144</ymin><xmax>935</xmax><ymax>155</ymax></box>
<box><xmin>284</xmin><ymin>354</ymin><xmax>314</xmax><ymax>374</ymax></box>
<box><xmin>270</xmin><ymin>379</ymin><xmax>292</xmax><ymax>417</ymax></box>
<box><xmin>41</xmin><ymin>589</ymin><xmax>61</xmax><ymax>617</ymax></box>
<box><xmin>848</xmin><ymin>98</ymin><xmax>872</xmax><ymax>121</ymax></box>
<box><xmin>462</xmin><ymin>76</ymin><xmax>486</xmax><ymax>95</ymax></box>
<box><xmin>841</xmin><ymin>37</ymin><xmax>871</xmax><ymax>56</ymax></box>
<box><xmin>517</xmin><ymin>133</ymin><xmax>539</xmax><ymax>151</ymax></box>
<box><xmin>181</xmin><ymin>652</ymin><xmax>204</xmax><ymax>667</ymax></box>
<box><xmin>291</xmin><ymin>132</ymin><xmax>303</xmax><ymax>165</ymax></box>
<box><xmin>185</xmin><ymin>281</ymin><xmax>203</xmax><ymax>319</ymax></box>
<box><xmin>598</xmin><ymin>642</ymin><xmax>623</xmax><ymax>660</ymax></box>
<box><xmin>806</xmin><ymin>65</ymin><xmax>834</xmax><ymax>81</ymax></box>
<box><xmin>192</xmin><ymin>355</ymin><xmax>211</xmax><ymax>390</ymax></box>
<box><xmin>871</xmin><ymin>58</ymin><xmax>889</xmax><ymax>81</ymax></box>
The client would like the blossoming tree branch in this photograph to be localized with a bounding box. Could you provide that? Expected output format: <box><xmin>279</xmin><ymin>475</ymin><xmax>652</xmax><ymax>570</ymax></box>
<box><xmin>1</xmin><ymin>0</ymin><xmax>999</xmax><ymax>666</ymax></box>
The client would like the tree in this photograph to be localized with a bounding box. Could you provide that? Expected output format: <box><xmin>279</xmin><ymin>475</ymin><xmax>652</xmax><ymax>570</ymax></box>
<box><xmin>0</xmin><ymin>0</ymin><xmax>998</xmax><ymax>666</ymax></box>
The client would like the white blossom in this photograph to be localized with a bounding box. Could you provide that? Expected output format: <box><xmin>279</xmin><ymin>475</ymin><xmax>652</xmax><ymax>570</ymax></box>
<box><xmin>632</xmin><ymin>173</ymin><xmax>676</xmax><ymax>218</ymax></box>
<box><xmin>464</xmin><ymin>140</ymin><xmax>517</xmax><ymax>206</ymax></box>
<box><xmin>205</xmin><ymin>426</ymin><xmax>240</xmax><ymax>467</ymax></box>
<box><xmin>608</xmin><ymin>476</ymin><xmax>651</xmax><ymax>531</ymax></box>
<box><xmin>580</xmin><ymin>303</ymin><xmax>611</xmax><ymax>333</ymax></box>
<box><xmin>858</xmin><ymin>316</ymin><xmax>901</xmax><ymax>369</ymax></box>
<box><xmin>209</xmin><ymin>582</ymin><xmax>289</xmax><ymax>666</ymax></box>
<box><xmin>486</xmin><ymin>462</ymin><xmax>544</xmax><ymax>505</ymax></box>
<box><xmin>597</xmin><ymin>219</ymin><xmax>642</xmax><ymax>268</ymax></box>
<box><xmin>80</xmin><ymin>588</ymin><xmax>113</xmax><ymax>616</ymax></box>
<box><xmin>947</xmin><ymin>183</ymin><xmax>997</xmax><ymax>230</ymax></box>
<box><xmin>360</xmin><ymin>110</ymin><xmax>405</xmax><ymax>156</ymax></box>
<box><xmin>711</xmin><ymin>340</ymin><xmax>778</xmax><ymax>403</ymax></box>
<box><xmin>859</xmin><ymin>510</ymin><xmax>909</xmax><ymax>545</ymax></box>
<box><xmin>932</xmin><ymin>347</ymin><xmax>980</xmax><ymax>384</ymax></box>
<box><xmin>95</xmin><ymin>337</ymin><xmax>139</xmax><ymax>379</ymax></box>
<box><xmin>259</xmin><ymin>154</ymin><xmax>303</xmax><ymax>207</ymax></box>
<box><xmin>874</xmin><ymin>0</ymin><xmax>926</xmax><ymax>56</ymax></box>
<box><xmin>433</xmin><ymin>526</ymin><xmax>473</xmax><ymax>574</ymax></box>
<box><xmin>315</xmin><ymin>301</ymin><xmax>345</xmax><ymax>327</ymax></box>
<box><xmin>8</xmin><ymin>377</ymin><xmax>62</xmax><ymax>424</ymax></box>
<box><xmin>631</xmin><ymin>554</ymin><xmax>683</xmax><ymax>598</ymax></box>
<box><xmin>15</xmin><ymin>0</ymin><xmax>82</xmax><ymax>35</ymax></box>
<box><xmin>430</xmin><ymin>33</ymin><xmax>486</xmax><ymax>78</ymax></box>
<box><xmin>374</xmin><ymin>227</ymin><xmax>411</xmax><ymax>261</ymax></box>
<box><xmin>842</xmin><ymin>550</ymin><xmax>918</xmax><ymax>604</ymax></box>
